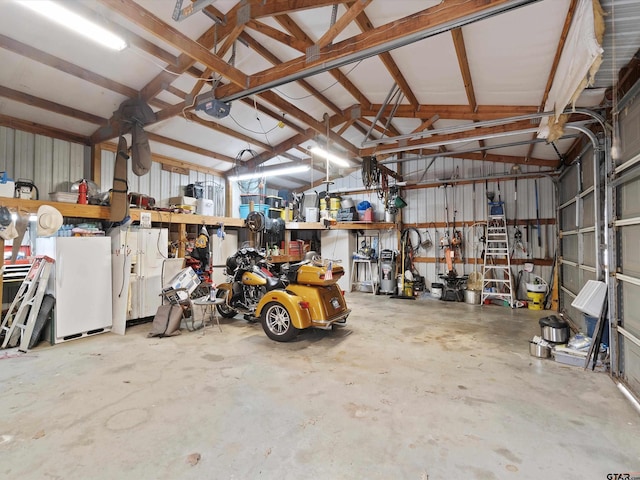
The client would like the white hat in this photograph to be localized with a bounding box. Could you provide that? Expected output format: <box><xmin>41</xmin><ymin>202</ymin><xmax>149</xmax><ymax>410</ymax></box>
<box><xmin>0</xmin><ymin>220</ymin><xmax>18</xmax><ymax>241</ymax></box>
<box><xmin>37</xmin><ymin>205</ymin><xmax>63</xmax><ymax>237</ymax></box>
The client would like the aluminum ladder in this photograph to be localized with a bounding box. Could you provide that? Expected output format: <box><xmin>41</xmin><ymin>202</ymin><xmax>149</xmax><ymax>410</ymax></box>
<box><xmin>0</xmin><ymin>256</ymin><xmax>54</xmax><ymax>352</ymax></box>
<box><xmin>481</xmin><ymin>203</ymin><xmax>514</xmax><ymax>307</ymax></box>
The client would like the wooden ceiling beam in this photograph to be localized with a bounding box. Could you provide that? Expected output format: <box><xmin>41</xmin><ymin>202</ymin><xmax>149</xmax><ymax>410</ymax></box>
<box><xmin>0</xmin><ymin>86</ymin><xmax>107</xmax><ymax>125</ymax></box>
<box><xmin>315</xmin><ymin>1</ymin><xmax>373</xmax><ymax>50</ymax></box>
<box><xmin>98</xmin><ymin>0</ymin><xmax>247</xmax><ymax>88</ymax></box>
<box><xmin>189</xmin><ymin>24</ymin><xmax>245</xmax><ymax>99</ymax></box>
<box><xmin>92</xmin><ymin>1</ymin><xmax>251</xmax><ymax>144</ymax></box>
<box><xmin>350</xmin><ymin>4</ymin><xmax>420</xmax><ymax>109</ymax></box>
<box><xmin>361</xmin><ymin>104</ymin><xmax>539</xmax><ymax>120</ymax></box>
<box><xmin>526</xmin><ymin>0</ymin><xmax>578</xmax><ymax>160</ymax></box>
<box><xmin>245</xmin><ymin>20</ymin><xmax>309</xmax><ymax>52</ymax></box>
<box><xmin>360</xmin><ymin>119</ymin><xmax>538</xmax><ymax>156</ymax></box>
<box><xmin>234</xmin><ymin>0</ymin><xmax>348</xmax><ymax>18</ymax></box>
<box><xmin>145</xmin><ymin>132</ymin><xmax>236</xmax><ymax>165</ymax></box>
<box><xmin>215</xmin><ymin>0</ymin><xmax>526</xmax><ymax>101</ymax></box>
<box><xmin>0</xmin><ymin>34</ymin><xmax>137</xmax><ymax>99</ymax></box>
<box><xmin>270</xmin><ymin>14</ymin><xmax>371</xmax><ymax>137</ymax></box>
<box><xmin>183</xmin><ymin>111</ymin><xmax>272</xmax><ymax>153</ymax></box>
<box><xmin>451</xmin><ymin>27</ymin><xmax>484</xmax><ymax>153</ymax></box>
<box><xmin>101</xmin><ymin>141</ymin><xmax>226</xmax><ymax>177</ymax></box>
<box><xmin>258</xmin><ymin>91</ymin><xmax>358</xmax><ymax>156</ymax></box>
<box><xmin>0</xmin><ymin>114</ymin><xmax>89</xmax><ymax>145</ymax></box>
<box><xmin>239</xmin><ymin>32</ymin><xmax>344</xmax><ymax>116</ymax></box>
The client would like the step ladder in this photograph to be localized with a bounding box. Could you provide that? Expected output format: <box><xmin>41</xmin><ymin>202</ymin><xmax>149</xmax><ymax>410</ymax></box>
<box><xmin>481</xmin><ymin>202</ymin><xmax>514</xmax><ymax>307</ymax></box>
<box><xmin>0</xmin><ymin>256</ymin><xmax>54</xmax><ymax>352</ymax></box>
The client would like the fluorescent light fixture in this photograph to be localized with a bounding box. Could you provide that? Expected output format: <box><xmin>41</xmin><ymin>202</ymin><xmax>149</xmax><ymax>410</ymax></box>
<box><xmin>310</xmin><ymin>147</ymin><xmax>350</xmax><ymax>167</ymax></box>
<box><xmin>16</xmin><ymin>1</ymin><xmax>127</xmax><ymax>51</ymax></box>
<box><xmin>228</xmin><ymin>165</ymin><xmax>309</xmax><ymax>182</ymax></box>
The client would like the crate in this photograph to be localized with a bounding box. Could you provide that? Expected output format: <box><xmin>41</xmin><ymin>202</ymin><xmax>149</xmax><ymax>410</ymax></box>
<box><xmin>164</xmin><ymin>267</ymin><xmax>201</xmax><ymax>297</ymax></box>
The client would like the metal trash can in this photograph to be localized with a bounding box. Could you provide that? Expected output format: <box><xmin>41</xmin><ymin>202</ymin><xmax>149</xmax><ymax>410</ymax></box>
<box><xmin>379</xmin><ymin>249</ymin><xmax>396</xmax><ymax>294</ymax></box>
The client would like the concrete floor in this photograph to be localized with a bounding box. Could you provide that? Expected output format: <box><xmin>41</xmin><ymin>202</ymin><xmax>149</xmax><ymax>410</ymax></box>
<box><xmin>1</xmin><ymin>292</ymin><xmax>639</xmax><ymax>480</ymax></box>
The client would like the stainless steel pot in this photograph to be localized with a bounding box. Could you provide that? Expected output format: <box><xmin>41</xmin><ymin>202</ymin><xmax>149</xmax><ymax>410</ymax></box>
<box><xmin>541</xmin><ymin>325</ymin><xmax>568</xmax><ymax>343</ymax></box>
<box><xmin>529</xmin><ymin>341</ymin><xmax>551</xmax><ymax>358</ymax></box>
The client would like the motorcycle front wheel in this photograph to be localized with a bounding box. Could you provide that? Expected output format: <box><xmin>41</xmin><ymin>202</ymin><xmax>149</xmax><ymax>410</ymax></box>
<box><xmin>260</xmin><ymin>302</ymin><xmax>299</xmax><ymax>342</ymax></box>
<box><xmin>216</xmin><ymin>289</ymin><xmax>238</xmax><ymax>318</ymax></box>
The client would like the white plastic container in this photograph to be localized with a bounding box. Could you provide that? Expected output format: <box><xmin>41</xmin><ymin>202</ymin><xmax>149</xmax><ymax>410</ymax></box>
<box><xmin>305</xmin><ymin>207</ymin><xmax>319</xmax><ymax>222</ymax></box>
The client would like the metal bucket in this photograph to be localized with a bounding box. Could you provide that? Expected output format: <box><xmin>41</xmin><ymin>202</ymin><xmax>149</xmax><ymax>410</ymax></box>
<box><xmin>464</xmin><ymin>289</ymin><xmax>481</xmax><ymax>305</ymax></box>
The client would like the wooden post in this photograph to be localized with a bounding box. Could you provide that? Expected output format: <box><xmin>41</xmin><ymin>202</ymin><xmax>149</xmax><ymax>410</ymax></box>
<box><xmin>91</xmin><ymin>144</ymin><xmax>102</xmax><ymax>185</ymax></box>
<box><xmin>178</xmin><ymin>223</ymin><xmax>187</xmax><ymax>258</ymax></box>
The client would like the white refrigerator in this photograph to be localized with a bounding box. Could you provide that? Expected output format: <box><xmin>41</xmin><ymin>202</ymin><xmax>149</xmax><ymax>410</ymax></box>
<box><xmin>36</xmin><ymin>237</ymin><xmax>113</xmax><ymax>344</ymax></box>
<box><xmin>109</xmin><ymin>227</ymin><xmax>169</xmax><ymax>324</ymax></box>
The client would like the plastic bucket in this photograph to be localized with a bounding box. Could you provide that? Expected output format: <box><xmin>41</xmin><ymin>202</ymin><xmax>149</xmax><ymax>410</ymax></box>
<box><xmin>239</xmin><ymin>204</ymin><xmax>250</xmax><ymax>219</ymax></box>
<box><xmin>404</xmin><ymin>281</ymin><xmax>414</xmax><ymax>297</ymax></box>
<box><xmin>431</xmin><ymin>283</ymin><xmax>444</xmax><ymax>299</ymax></box>
<box><xmin>527</xmin><ymin>291</ymin><xmax>545</xmax><ymax>310</ymax></box>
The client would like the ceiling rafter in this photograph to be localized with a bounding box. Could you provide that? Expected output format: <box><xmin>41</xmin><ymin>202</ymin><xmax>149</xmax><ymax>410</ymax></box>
<box><xmin>145</xmin><ymin>131</ymin><xmax>236</xmax><ymax>164</ymax></box>
<box><xmin>349</xmin><ymin>2</ymin><xmax>420</xmax><ymax>109</ymax></box>
<box><xmin>238</xmin><ymin>32</ymin><xmax>344</xmax><ymax>116</ymax></box>
<box><xmin>0</xmin><ymin>86</ymin><xmax>107</xmax><ymax>125</ymax></box>
<box><xmin>93</xmin><ymin>0</ymin><xmax>361</xmax><ymax>158</ymax></box>
<box><xmin>244</xmin><ymin>20</ymin><xmax>309</xmax><ymax>52</ymax></box>
<box><xmin>525</xmin><ymin>0</ymin><xmax>578</xmax><ymax>161</ymax></box>
<box><xmin>101</xmin><ymin>141</ymin><xmax>226</xmax><ymax>177</ymax></box>
<box><xmin>0</xmin><ymin>114</ymin><xmax>89</xmax><ymax>145</ymax></box>
<box><xmin>314</xmin><ymin>1</ymin><xmax>373</xmax><ymax>50</ymax></box>
<box><xmin>360</xmin><ymin>119</ymin><xmax>541</xmax><ymax>156</ymax></box>
<box><xmin>97</xmin><ymin>0</ymin><xmax>247</xmax><ymax>87</ymax></box>
<box><xmin>360</xmin><ymin>104</ymin><xmax>539</xmax><ymax>120</ymax></box>
<box><xmin>182</xmin><ymin>111</ymin><xmax>272</xmax><ymax>153</ymax></box>
<box><xmin>92</xmin><ymin>0</ymin><xmax>252</xmax><ymax>144</ymax></box>
<box><xmin>451</xmin><ymin>27</ymin><xmax>484</xmax><ymax>153</ymax></box>
<box><xmin>269</xmin><ymin>12</ymin><xmax>402</xmax><ymax>139</ymax></box>
<box><xmin>215</xmin><ymin>0</ymin><xmax>536</xmax><ymax>101</ymax></box>
<box><xmin>0</xmin><ymin>34</ymin><xmax>137</xmax><ymax>99</ymax></box>
<box><xmin>189</xmin><ymin>24</ymin><xmax>245</xmax><ymax>100</ymax></box>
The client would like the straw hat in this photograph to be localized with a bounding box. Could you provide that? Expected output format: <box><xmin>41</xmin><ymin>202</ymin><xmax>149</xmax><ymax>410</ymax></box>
<box><xmin>0</xmin><ymin>220</ymin><xmax>18</xmax><ymax>240</ymax></box>
<box><xmin>37</xmin><ymin>205</ymin><xmax>63</xmax><ymax>237</ymax></box>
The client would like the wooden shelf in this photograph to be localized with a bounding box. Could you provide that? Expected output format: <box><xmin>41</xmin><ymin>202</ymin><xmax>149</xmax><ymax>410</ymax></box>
<box><xmin>0</xmin><ymin>198</ymin><xmax>246</xmax><ymax>227</ymax></box>
<box><xmin>0</xmin><ymin>197</ymin><xmax>397</xmax><ymax>232</ymax></box>
<box><xmin>128</xmin><ymin>208</ymin><xmax>245</xmax><ymax>227</ymax></box>
<box><xmin>285</xmin><ymin>220</ymin><xmax>397</xmax><ymax>230</ymax></box>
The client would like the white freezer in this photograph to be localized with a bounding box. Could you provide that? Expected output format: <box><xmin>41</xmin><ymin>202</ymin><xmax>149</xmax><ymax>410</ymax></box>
<box><xmin>37</xmin><ymin>237</ymin><xmax>112</xmax><ymax>343</ymax></box>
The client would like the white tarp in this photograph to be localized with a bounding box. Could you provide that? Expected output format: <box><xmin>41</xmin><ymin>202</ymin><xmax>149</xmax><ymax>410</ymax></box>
<box><xmin>538</xmin><ymin>0</ymin><xmax>604</xmax><ymax>141</ymax></box>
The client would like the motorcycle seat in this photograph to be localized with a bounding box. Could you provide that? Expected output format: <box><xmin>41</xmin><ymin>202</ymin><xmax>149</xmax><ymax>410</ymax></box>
<box><xmin>265</xmin><ymin>275</ymin><xmax>286</xmax><ymax>291</ymax></box>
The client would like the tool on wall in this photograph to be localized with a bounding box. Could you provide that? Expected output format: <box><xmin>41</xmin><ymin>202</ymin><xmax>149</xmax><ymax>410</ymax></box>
<box><xmin>534</xmin><ymin>179</ymin><xmax>542</xmax><ymax>253</ymax></box>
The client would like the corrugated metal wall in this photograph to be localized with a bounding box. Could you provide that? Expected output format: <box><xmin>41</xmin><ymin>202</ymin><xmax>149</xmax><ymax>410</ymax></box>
<box><xmin>327</xmin><ymin>158</ymin><xmax>556</xmax><ymax>288</ymax></box>
<box><xmin>0</xmin><ymin>126</ymin><xmax>226</xmax><ymax>216</ymax></box>
<box><xmin>99</xmin><ymin>149</ymin><xmax>226</xmax><ymax>215</ymax></box>
<box><xmin>0</xmin><ymin>127</ymin><xmax>85</xmax><ymax>197</ymax></box>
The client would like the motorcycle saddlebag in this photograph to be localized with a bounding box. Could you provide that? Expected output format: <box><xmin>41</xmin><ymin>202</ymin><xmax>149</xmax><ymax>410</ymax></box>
<box><xmin>295</xmin><ymin>264</ymin><xmax>344</xmax><ymax>286</ymax></box>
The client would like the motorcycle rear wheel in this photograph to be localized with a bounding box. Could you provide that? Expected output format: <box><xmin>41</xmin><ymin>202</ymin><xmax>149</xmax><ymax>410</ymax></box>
<box><xmin>216</xmin><ymin>289</ymin><xmax>238</xmax><ymax>318</ymax></box>
<box><xmin>261</xmin><ymin>302</ymin><xmax>299</xmax><ymax>342</ymax></box>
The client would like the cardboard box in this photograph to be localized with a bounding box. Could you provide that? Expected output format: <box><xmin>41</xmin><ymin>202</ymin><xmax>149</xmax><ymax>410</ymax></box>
<box><xmin>196</xmin><ymin>198</ymin><xmax>214</xmax><ymax>216</ymax></box>
<box><xmin>163</xmin><ymin>267</ymin><xmax>201</xmax><ymax>301</ymax></box>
